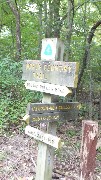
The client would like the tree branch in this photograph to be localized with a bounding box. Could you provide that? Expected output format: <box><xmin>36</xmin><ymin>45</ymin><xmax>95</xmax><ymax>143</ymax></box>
<box><xmin>6</xmin><ymin>0</ymin><xmax>18</xmax><ymax>16</ymax></box>
<box><xmin>87</xmin><ymin>20</ymin><xmax>101</xmax><ymax>44</ymax></box>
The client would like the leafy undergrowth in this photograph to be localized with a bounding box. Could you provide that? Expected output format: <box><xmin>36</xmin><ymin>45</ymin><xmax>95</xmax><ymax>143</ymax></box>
<box><xmin>0</xmin><ymin>121</ymin><xmax>101</xmax><ymax>180</ymax></box>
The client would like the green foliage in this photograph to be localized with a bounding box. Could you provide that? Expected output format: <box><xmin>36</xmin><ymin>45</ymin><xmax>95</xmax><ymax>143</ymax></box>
<box><xmin>0</xmin><ymin>58</ymin><xmax>42</xmax><ymax>129</ymax></box>
<box><xmin>97</xmin><ymin>147</ymin><xmax>101</xmax><ymax>153</ymax></box>
<box><xmin>66</xmin><ymin>129</ymin><xmax>77</xmax><ymax>138</ymax></box>
<box><xmin>79</xmin><ymin>102</ymin><xmax>99</xmax><ymax>120</ymax></box>
<box><xmin>0</xmin><ymin>152</ymin><xmax>7</xmax><ymax>161</ymax></box>
<box><xmin>97</xmin><ymin>154</ymin><xmax>101</xmax><ymax>161</ymax></box>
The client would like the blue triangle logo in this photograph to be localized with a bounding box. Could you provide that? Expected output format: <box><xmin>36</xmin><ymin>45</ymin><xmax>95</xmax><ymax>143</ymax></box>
<box><xmin>44</xmin><ymin>44</ymin><xmax>52</xmax><ymax>55</ymax></box>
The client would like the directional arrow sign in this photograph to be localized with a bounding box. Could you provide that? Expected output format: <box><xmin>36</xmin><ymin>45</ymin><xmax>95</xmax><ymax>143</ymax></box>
<box><xmin>23</xmin><ymin>111</ymin><xmax>79</xmax><ymax>125</ymax></box>
<box><xmin>26</xmin><ymin>102</ymin><xmax>80</xmax><ymax>114</ymax></box>
<box><xmin>25</xmin><ymin>81</ymin><xmax>72</xmax><ymax>97</ymax></box>
<box><xmin>25</xmin><ymin>125</ymin><xmax>63</xmax><ymax>149</ymax></box>
<box><xmin>23</xmin><ymin>102</ymin><xmax>80</xmax><ymax>124</ymax></box>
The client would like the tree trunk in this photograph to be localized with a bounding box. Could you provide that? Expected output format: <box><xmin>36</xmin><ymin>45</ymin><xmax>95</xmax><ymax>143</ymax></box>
<box><xmin>99</xmin><ymin>90</ymin><xmax>101</xmax><ymax>120</ymax></box>
<box><xmin>66</xmin><ymin>0</ymin><xmax>74</xmax><ymax>60</ymax></box>
<box><xmin>6</xmin><ymin>0</ymin><xmax>21</xmax><ymax>60</ymax></box>
<box><xmin>45</xmin><ymin>0</ymin><xmax>53</xmax><ymax>38</ymax></box>
<box><xmin>77</xmin><ymin>20</ymin><xmax>101</xmax><ymax>88</ymax></box>
<box><xmin>53</xmin><ymin>0</ymin><xmax>61</xmax><ymax>38</ymax></box>
<box><xmin>38</xmin><ymin>4</ymin><xmax>42</xmax><ymax>59</ymax></box>
<box><xmin>45</xmin><ymin>0</ymin><xmax>61</xmax><ymax>38</ymax></box>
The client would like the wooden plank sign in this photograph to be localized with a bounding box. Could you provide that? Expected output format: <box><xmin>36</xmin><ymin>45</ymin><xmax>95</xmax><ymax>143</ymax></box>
<box><xmin>41</xmin><ymin>38</ymin><xmax>64</xmax><ymax>61</ymax></box>
<box><xmin>23</xmin><ymin>102</ymin><xmax>80</xmax><ymax>124</ymax></box>
<box><xmin>25</xmin><ymin>125</ymin><xmax>63</xmax><ymax>149</ymax></box>
<box><xmin>26</xmin><ymin>102</ymin><xmax>80</xmax><ymax>114</ymax></box>
<box><xmin>22</xmin><ymin>60</ymin><xmax>79</xmax><ymax>87</ymax></box>
<box><xmin>23</xmin><ymin>111</ymin><xmax>79</xmax><ymax>125</ymax></box>
<box><xmin>25</xmin><ymin>80</ymin><xmax>72</xmax><ymax>96</ymax></box>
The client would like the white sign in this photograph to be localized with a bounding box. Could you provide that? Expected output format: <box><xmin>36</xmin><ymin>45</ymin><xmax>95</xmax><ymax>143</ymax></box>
<box><xmin>25</xmin><ymin>125</ymin><xmax>63</xmax><ymax>149</ymax></box>
<box><xmin>41</xmin><ymin>38</ymin><xmax>64</xmax><ymax>61</ymax></box>
<box><xmin>25</xmin><ymin>81</ymin><xmax>72</xmax><ymax>97</ymax></box>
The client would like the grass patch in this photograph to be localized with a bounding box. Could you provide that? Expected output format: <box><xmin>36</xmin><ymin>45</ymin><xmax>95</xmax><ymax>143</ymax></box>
<box><xmin>0</xmin><ymin>151</ymin><xmax>7</xmax><ymax>161</ymax></box>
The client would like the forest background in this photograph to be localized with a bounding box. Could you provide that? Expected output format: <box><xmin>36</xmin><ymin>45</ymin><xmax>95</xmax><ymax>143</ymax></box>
<box><xmin>0</xmin><ymin>0</ymin><xmax>101</xmax><ymax>130</ymax></box>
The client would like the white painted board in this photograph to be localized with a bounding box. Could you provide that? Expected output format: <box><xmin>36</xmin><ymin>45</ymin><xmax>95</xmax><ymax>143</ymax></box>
<box><xmin>25</xmin><ymin>125</ymin><xmax>63</xmax><ymax>149</ymax></box>
<box><xmin>25</xmin><ymin>80</ymin><xmax>71</xmax><ymax>97</ymax></box>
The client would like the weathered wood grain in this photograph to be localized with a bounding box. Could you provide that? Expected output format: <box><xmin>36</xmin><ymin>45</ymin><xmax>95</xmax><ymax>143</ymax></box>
<box><xmin>22</xmin><ymin>60</ymin><xmax>79</xmax><ymax>87</ymax></box>
<box><xmin>35</xmin><ymin>93</ymin><xmax>57</xmax><ymax>180</ymax></box>
<box><xmin>80</xmin><ymin>120</ymin><xmax>98</xmax><ymax>180</ymax></box>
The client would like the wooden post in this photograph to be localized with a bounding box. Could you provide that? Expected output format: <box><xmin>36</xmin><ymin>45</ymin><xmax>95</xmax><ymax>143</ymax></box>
<box><xmin>35</xmin><ymin>38</ymin><xmax>64</xmax><ymax>180</ymax></box>
<box><xmin>35</xmin><ymin>93</ymin><xmax>57</xmax><ymax>180</ymax></box>
<box><xmin>99</xmin><ymin>90</ymin><xmax>101</xmax><ymax>120</ymax></box>
<box><xmin>80</xmin><ymin>120</ymin><xmax>98</xmax><ymax>180</ymax></box>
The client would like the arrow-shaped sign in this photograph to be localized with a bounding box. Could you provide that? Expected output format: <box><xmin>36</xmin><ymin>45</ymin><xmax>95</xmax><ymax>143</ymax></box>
<box><xmin>25</xmin><ymin>125</ymin><xmax>63</xmax><ymax>149</ymax></box>
<box><xmin>25</xmin><ymin>81</ymin><xmax>72</xmax><ymax>97</ymax></box>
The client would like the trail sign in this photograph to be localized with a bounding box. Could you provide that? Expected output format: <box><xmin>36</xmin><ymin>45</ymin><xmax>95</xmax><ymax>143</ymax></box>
<box><xmin>26</xmin><ymin>102</ymin><xmax>80</xmax><ymax>114</ymax></box>
<box><xmin>41</xmin><ymin>38</ymin><xmax>64</xmax><ymax>61</ymax></box>
<box><xmin>23</xmin><ymin>102</ymin><xmax>80</xmax><ymax>124</ymax></box>
<box><xmin>23</xmin><ymin>111</ymin><xmax>79</xmax><ymax>125</ymax></box>
<box><xmin>22</xmin><ymin>60</ymin><xmax>79</xmax><ymax>88</ymax></box>
<box><xmin>25</xmin><ymin>125</ymin><xmax>63</xmax><ymax>149</ymax></box>
<box><xmin>25</xmin><ymin>80</ymin><xmax>72</xmax><ymax>96</ymax></box>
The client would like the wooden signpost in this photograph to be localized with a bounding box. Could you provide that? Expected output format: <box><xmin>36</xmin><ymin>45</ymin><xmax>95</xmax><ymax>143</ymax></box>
<box><xmin>22</xmin><ymin>38</ymin><xmax>79</xmax><ymax>180</ymax></box>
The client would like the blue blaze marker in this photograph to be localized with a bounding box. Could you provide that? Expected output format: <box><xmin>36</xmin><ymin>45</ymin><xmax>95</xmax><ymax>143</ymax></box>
<box><xmin>44</xmin><ymin>44</ymin><xmax>52</xmax><ymax>55</ymax></box>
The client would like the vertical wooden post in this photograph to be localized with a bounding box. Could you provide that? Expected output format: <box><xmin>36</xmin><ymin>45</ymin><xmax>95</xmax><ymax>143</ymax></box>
<box><xmin>80</xmin><ymin>120</ymin><xmax>98</xmax><ymax>180</ymax></box>
<box><xmin>35</xmin><ymin>38</ymin><xmax>64</xmax><ymax>180</ymax></box>
<box><xmin>99</xmin><ymin>90</ymin><xmax>101</xmax><ymax>120</ymax></box>
<box><xmin>35</xmin><ymin>93</ymin><xmax>57</xmax><ymax>180</ymax></box>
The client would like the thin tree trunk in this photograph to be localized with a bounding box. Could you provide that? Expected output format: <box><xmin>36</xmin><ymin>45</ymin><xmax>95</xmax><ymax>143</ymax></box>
<box><xmin>66</xmin><ymin>0</ymin><xmax>74</xmax><ymax>60</ymax></box>
<box><xmin>99</xmin><ymin>90</ymin><xmax>101</xmax><ymax>120</ymax></box>
<box><xmin>38</xmin><ymin>4</ymin><xmax>42</xmax><ymax>59</ymax></box>
<box><xmin>53</xmin><ymin>0</ymin><xmax>61</xmax><ymax>38</ymax></box>
<box><xmin>10</xmin><ymin>21</ymin><xmax>15</xmax><ymax>58</ymax></box>
<box><xmin>77</xmin><ymin>20</ymin><xmax>101</xmax><ymax>88</ymax></box>
<box><xmin>44</xmin><ymin>0</ymin><xmax>48</xmax><ymax>38</ymax></box>
<box><xmin>6</xmin><ymin>0</ymin><xmax>21</xmax><ymax>60</ymax></box>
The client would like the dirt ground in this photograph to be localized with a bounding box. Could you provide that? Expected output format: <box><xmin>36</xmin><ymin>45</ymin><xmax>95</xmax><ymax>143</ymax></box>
<box><xmin>0</xmin><ymin>121</ymin><xmax>101</xmax><ymax>180</ymax></box>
